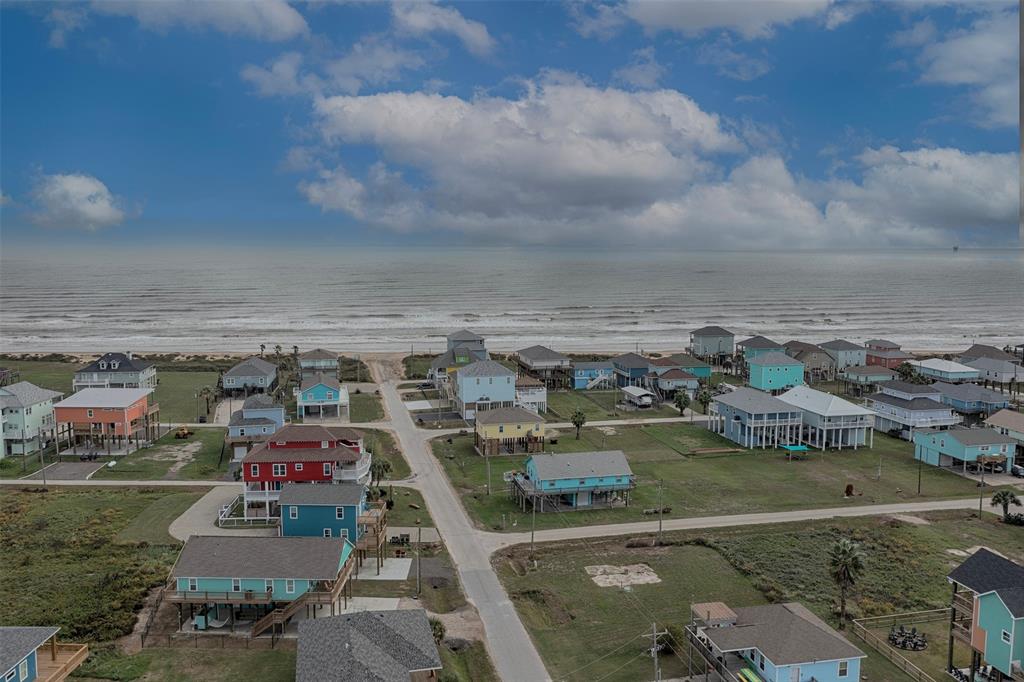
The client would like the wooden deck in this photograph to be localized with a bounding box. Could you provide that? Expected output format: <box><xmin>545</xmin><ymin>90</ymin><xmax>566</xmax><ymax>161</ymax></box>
<box><xmin>35</xmin><ymin>642</ymin><xmax>89</xmax><ymax>682</ymax></box>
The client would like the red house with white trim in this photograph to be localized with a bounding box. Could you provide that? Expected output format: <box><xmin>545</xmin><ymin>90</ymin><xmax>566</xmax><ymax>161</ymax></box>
<box><xmin>241</xmin><ymin>424</ymin><xmax>368</xmax><ymax>518</ymax></box>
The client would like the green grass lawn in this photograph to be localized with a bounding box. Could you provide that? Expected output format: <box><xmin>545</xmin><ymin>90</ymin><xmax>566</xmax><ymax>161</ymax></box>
<box><xmin>362</xmin><ymin>428</ymin><xmax>411</xmax><ymax>480</ymax></box>
<box><xmin>339</xmin><ymin>355</ymin><xmax>372</xmax><ymax>382</ymax></box>
<box><xmin>439</xmin><ymin>641</ymin><xmax>499</xmax><ymax>682</ymax></box>
<box><xmin>494</xmin><ymin>510</ymin><xmax>1024</xmax><ymax>682</ymax></box>
<box><xmin>350</xmin><ymin>391</ymin><xmax>385</xmax><ymax>422</ymax></box>
<box><xmin>0</xmin><ymin>488</ymin><xmax>201</xmax><ymax>642</ymax></box>
<box><xmin>153</xmin><ymin>371</ymin><xmax>220</xmax><ymax>423</ymax></box>
<box><xmin>91</xmin><ymin>428</ymin><xmax>229</xmax><ymax>481</ymax></box>
<box><xmin>403</xmin><ymin>354</ymin><xmax>434</xmax><ymax>379</ymax></box>
<box><xmin>0</xmin><ymin>446</ymin><xmax>57</xmax><ymax>479</ymax></box>
<box><xmin>382</xmin><ymin>486</ymin><xmax>432</xmax><ymax>527</ymax></box>
<box><xmin>0</xmin><ymin>358</ymin><xmax>82</xmax><ymax>394</ymax></box>
<box><xmin>74</xmin><ymin>647</ymin><xmax>296</xmax><ymax>682</ymax></box>
<box><xmin>545</xmin><ymin>390</ymin><xmax>679</xmax><ymax>422</ymax></box>
<box><xmin>432</xmin><ymin>425</ymin><xmax>991</xmax><ymax>532</ymax></box>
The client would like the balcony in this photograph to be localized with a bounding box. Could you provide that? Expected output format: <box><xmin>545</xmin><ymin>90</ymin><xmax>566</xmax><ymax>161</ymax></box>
<box><xmin>333</xmin><ymin>453</ymin><xmax>371</xmax><ymax>483</ymax></box>
<box><xmin>35</xmin><ymin>641</ymin><xmax>89</xmax><ymax>682</ymax></box>
<box><xmin>165</xmin><ymin>585</ymin><xmax>276</xmax><ymax>605</ymax></box>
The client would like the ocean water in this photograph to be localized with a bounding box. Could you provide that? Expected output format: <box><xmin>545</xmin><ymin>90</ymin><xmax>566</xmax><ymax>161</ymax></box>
<box><xmin>0</xmin><ymin>247</ymin><xmax>1021</xmax><ymax>353</ymax></box>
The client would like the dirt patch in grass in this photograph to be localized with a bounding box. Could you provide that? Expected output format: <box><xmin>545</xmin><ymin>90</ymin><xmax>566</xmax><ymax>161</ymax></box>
<box><xmin>585</xmin><ymin>564</ymin><xmax>661</xmax><ymax>588</ymax></box>
<box><xmin>513</xmin><ymin>588</ymin><xmax>575</xmax><ymax>626</ymax></box>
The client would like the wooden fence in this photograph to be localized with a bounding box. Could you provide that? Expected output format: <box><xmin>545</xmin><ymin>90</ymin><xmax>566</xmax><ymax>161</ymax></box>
<box><xmin>851</xmin><ymin>609</ymin><xmax>950</xmax><ymax>682</ymax></box>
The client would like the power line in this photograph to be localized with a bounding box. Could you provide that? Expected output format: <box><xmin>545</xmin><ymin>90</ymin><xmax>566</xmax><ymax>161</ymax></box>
<box><xmin>553</xmin><ymin>633</ymin><xmax>645</xmax><ymax>681</ymax></box>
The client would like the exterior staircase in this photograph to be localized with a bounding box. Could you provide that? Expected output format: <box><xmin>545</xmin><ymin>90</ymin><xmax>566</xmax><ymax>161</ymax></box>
<box><xmin>251</xmin><ymin>593</ymin><xmax>311</xmax><ymax>638</ymax></box>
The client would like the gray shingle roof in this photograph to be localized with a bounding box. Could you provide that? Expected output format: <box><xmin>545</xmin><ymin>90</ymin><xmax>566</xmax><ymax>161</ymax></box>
<box><xmin>573</xmin><ymin>361</ymin><xmax>612</xmax><ymax>371</ymax></box>
<box><xmin>243</xmin><ymin>394</ymin><xmax>280</xmax><ymax>410</ymax></box>
<box><xmin>783</xmin><ymin>340</ymin><xmax>822</xmax><ymax>354</ymax></box>
<box><xmin>225</xmin><ymin>356</ymin><xmax>277</xmax><ymax>378</ymax></box>
<box><xmin>228</xmin><ymin>411</ymin><xmax>277</xmax><ymax>427</ymax></box>
<box><xmin>738</xmin><ymin>335</ymin><xmax>782</xmax><ymax>350</ymax></box>
<box><xmin>702</xmin><ymin>603</ymin><xmax>864</xmax><ymax>666</ymax></box>
<box><xmin>691</xmin><ymin>326</ymin><xmax>733</xmax><ymax>337</ymax></box>
<box><xmin>668</xmin><ymin>353</ymin><xmax>712</xmax><ymax>369</ymax></box>
<box><xmin>960</xmin><ymin>344</ymin><xmax>1016</xmax><ymax>363</ymax></box>
<box><xmin>748</xmin><ymin>351</ymin><xmax>802</xmax><ymax>366</ymax></box>
<box><xmin>866</xmin><ymin>339</ymin><xmax>899</xmax><ymax>349</ymax></box>
<box><xmin>713</xmin><ymin>387</ymin><xmax>798</xmax><ymax>414</ymax></box>
<box><xmin>948</xmin><ymin>548</ymin><xmax>1024</xmax><ymax>617</ymax></box>
<box><xmin>171</xmin><ymin>536</ymin><xmax>346</xmax><ymax>580</ymax></box>
<box><xmin>820</xmin><ymin>339</ymin><xmax>863</xmax><ymax>351</ymax></box>
<box><xmin>298</xmin><ymin>348</ymin><xmax>338</xmax><ymax>362</ymax></box>
<box><xmin>528</xmin><ymin>450</ymin><xmax>632</xmax><ymax>480</ymax></box>
<box><xmin>517</xmin><ymin>345</ymin><xmax>569</xmax><ymax>362</ymax></box>
<box><xmin>300</xmin><ymin>373</ymin><xmax>341</xmax><ymax>391</ymax></box>
<box><xmin>279</xmin><ymin>483</ymin><xmax>365</xmax><ymax>507</ymax></box>
<box><xmin>0</xmin><ymin>381</ymin><xmax>62</xmax><ymax>408</ymax></box>
<box><xmin>79</xmin><ymin>352</ymin><xmax>154</xmax><ymax>373</ymax></box>
<box><xmin>475</xmin><ymin>406</ymin><xmax>542</xmax><ymax>424</ymax></box>
<box><xmin>841</xmin><ymin>365</ymin><xmax>897</xmax><ymax>378</ymax></box>
<box><xmin>296</xmin><ymin>610</ymin><xmax>441</xmax><ymax>682</ymax></box>
<box><xmin>0</xmin><ymin>626</ymin><xmax>60</xmax><ymax>674</ymax></box>
<box><xmin>932</xmin><ymin>382</ymin><xmax>1010</xmax><ymax>405</ymax></box>
<box><xmin>879</xmin><ymin>380</ymin><xmax>940</xmax><ymax>395</ymax></box>
<box><xmin>457</xmin><ymin>360</ymin><xmax>514</xmax><ymax>378</ymax></box>
<box><xmin>447</xmin><ymin>329</ymin><xmax>483</xmax><ymax>342</ymax></box>
<box><xmin>867</xmin><ymin>393</ymin><xmax>947</xmax><ymax>411</ymax></box>
<box><xmin>937</xmin><ymin>427</ymin><xmax>1018</xmax><ymax>447</ymax></box>
<box><xmin>965</xmin><ymin>357</ymin><xmax>1024</xmax><ymax>374</ymax></box>
<box><xmin>611</xmin><ymin>352</ymin><xmax>650</xmax><ymax>369</ymax></box>
<box><xmin>429</xmin><ymin>350</ymin><xmax>456</xmax><ymax>370</ymax></box>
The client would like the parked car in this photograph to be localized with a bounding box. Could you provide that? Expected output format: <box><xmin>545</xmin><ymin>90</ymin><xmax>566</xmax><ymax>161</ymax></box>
<box><xmin>418</xmin><ymin>382</ymin><xmax>433</xmax><ymax>390</ymax></box>
<box><xmin>1011</xmin><ymin>464</ymin><xmax>1024</xmax><ymax>478</ymax></box>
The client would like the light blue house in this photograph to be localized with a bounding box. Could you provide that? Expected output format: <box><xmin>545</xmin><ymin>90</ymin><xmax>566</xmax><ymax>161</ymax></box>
<box><xmin>913</xmin><ymin>427</ymin><xmax>1016</xmax><ymax>472</ymax></box>
<box><xmin>298</xmin><ymin>349</ymin><xmax>339</xmax><ymax>379</ymax></box>
<box><xmin>223</xmin><ymin>356</ymin><xmax>278</xmax><ymax>395</ymax></box>
<box><xmin>454</xmin><ymin>360</ymin><xmax>515</xmax><ymax>421</ymax></box>
<box><xmin>572</xmin><ymin>361</ymin><xmax>614</xmax><ymax>390</ymax></box>
<box><xmin>652</xmin><ymin>354</ymin><xmax>712</xmax><ymax>380</ymax></box>
<box><xmin>709</xmin><ymin>387</ymin><xmax>804</xmax><ymax>449</ymax></box>
<box><xmin>747</xmin><ymin>352</ymin><xmax>804</xmax><ymax>394</ymax></box>
<box><xmin>0</xmin><ymin>626</ymin><xmax>87</xmax><ymax>682</ymax></box>
<box><xmin>688</xmin><ymin>602</ymin><xmax>865</xmax><ymax>682</ymax></box>
<box><xmin>0</xmin><ymin>382</ymin><xmax>62</xmax><ymax>457</ymax></box>
<box><xmin>908</xmin><ymin>358</ymin><xmax>980</xmax><ymax>383</ymax></box>
<box><xmin>690</xmin><ymin>326</ymin><xmax>734</xmax><ymax>362</ymax></box>
<box><xmin>227</xmin><ymin>394</ymin><xmax>287</xmax><ymax>460</ymax></box>
<box><xmin>947</xmin><ymin>549</ymin><xmax>1024</xmax><ymax>681</ymax></box>
<box><xmin>279</xmin><ymin>482</ymin><xmax>367</xmax><ymax>542</ymax></box>
<box><xmin>932</xmin><ymin>382</ymin><xmax>1011</xmax><ymax>422</ymax></box>
<box><xmin>737</xmin><ymin>335</ymin><xmax>784</xmax><ymax>361</ymax></box>
<box><xmin>819</xmin><ymin>340</ymin><xmax>867</xmax><ymax>370</ymax></box>
<box><xmin>511</xmin><ymin>450</ymin><xmax>635</xmax><ymax>511</ymax></box>
<box><xmin>296</xmin><ymin>374</ymin><xmax>349</xmax><ymax>421</ymax></box>
<box><xmin>611</xmin><ymin>353</ymin><xmax>650</xmax><ymax>387</ymax></box>
<box><xmin>167</xmin><ymin>535</ymin><xmax>355</xmax><ymax>636</ymax></box>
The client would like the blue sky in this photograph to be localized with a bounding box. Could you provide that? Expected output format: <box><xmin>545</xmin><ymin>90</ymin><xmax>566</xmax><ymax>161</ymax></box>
<box><xmin>0</xmin><ymin>0</ymin><xmax>1019</xmax><ymax>249</ymax></box>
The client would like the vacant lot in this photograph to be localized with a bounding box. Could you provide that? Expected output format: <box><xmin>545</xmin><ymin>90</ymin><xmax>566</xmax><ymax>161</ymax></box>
<box><xmin>0</xmin><ymin>488</ymin><xmax>203</xmax><ymax>642</ymax></box>
<box><xmin>350</xmin><ymin>391</ymin><xmax>385</xmax><ymax>422</ymax></box>
<box><xmin>494</xmin><ymin>510</ymin><xmax>1024</xmax><ymax>682</ymax></box>
<box><xmin>74</xmin><ymin>647</ymin><xmax>296</xmax><ymax>682</ymax></box>
<box><xmin>432</xmin><ymin>424</ymin><xmax>989</xmax><ymax>531</ymax></box>
<box><xmin>545</xmin><ymin>390</ymin><xmax>680</xmax><ymax>422</ymax></box>
<box><xmin>92</xmin><ymin>428</ymin><xmax>228</xmax><ymax>481</ymax></box>
<box><xmin>403</xmin><ymin>354</ymin><xmax>434</xmax><ymax>379</ymax></box>
<box><xmin>362</xmin><ymin>428</ymin><xmax>411</xmax><ymax>480</ymax></box>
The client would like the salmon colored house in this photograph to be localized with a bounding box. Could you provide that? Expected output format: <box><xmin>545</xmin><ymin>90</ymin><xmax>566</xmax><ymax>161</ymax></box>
<box><xmin>53</xmin><ymin>388</ymin><xmax>160</xmax><ymax>455</ymax></box>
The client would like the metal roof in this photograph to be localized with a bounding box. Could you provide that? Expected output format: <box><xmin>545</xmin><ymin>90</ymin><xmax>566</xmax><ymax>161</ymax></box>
<box><xmin>457</xmin><ymin>360</ymin><xmax>515</xmax><ymax>378</ymax></box>
<box><xmin>171</xmin><ymin>536</ymin><xmax>349</xmax><ymax>580</ymax></box>
<box><xmin>909</xmin><ymin>358</ymin><xmax>978</xmax><ymax>374</ymax></box>
<box><xmin>224</xmin><ymin>356</ymin><xmax>277</xmax><ymax>378</ymax></box>
<box><xmin>777</xmin><ymin>386</ymin><xmax>873</xmax><ymax>417</ymax></box>
<box><xmin>528</xmin><ymin>450</ymin><xmax>632</xmax><ymax>481</ymax></box>
<box><xmin>55</xmin><ymin>387</ymin><xmax>152</xmax><ymax>409</ymax></box>
<box><xmin>296</xmin><ymin>610</ymin><xmax>441</xmax><ymax>682</ymax></box>
<box><xmin>0</xmin><ymin>381</ymin><xmax>62</xmax><ymax>408</ymax></box>
<box><xmin>474</xmin><ymin>406</ymin><xmax>542</xmax><ymax>425</ymax></box>
<box><xmin>0</xmin><ymin>626</ymin><xmax>60</xmax><ymax>674</ymax></box>
<box><xmin>712</xmin><ymin>387</ymin><xmax>797</xmax><ymax>414</ymax></box>
<box><xmin>701</xmin><ymin>603</ymin><xmax>864</xmax><ymax>666</ymax></box>
<box><xmin>278</xmin><ymin>482</ymin><xmax>366</xmax><ymax>507</ymax></box>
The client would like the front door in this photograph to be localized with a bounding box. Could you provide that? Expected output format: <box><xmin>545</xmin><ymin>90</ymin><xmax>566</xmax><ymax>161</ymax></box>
<box><xmin>790</xmin><ymin>666</ymin><xmax>800</xmax><ymax>682</ymax></box>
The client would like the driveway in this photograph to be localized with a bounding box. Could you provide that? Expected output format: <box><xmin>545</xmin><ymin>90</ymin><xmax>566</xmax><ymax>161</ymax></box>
<box><xmin>22</xmin><ymin>461</ymin><xmax>106</xmax><ymax>481</ymax></box>
<box><xmin>168</xmin><ymin>486</ymin><xmax>276</xmax><ymax>541</ymax></box>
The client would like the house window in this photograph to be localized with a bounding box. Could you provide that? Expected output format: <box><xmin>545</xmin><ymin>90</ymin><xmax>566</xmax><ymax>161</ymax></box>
<box><xmin>980</xmin><ymin>445</ymin><xmax>990</xmax><ymax>452</ymax></box>
<box><xmin>258</xmin><ymin>377</ymin><xmax>265</xmax><ymax>385</ymax></box>
<box><xmin>323</xmin><ymin>528</ymin><xmax>332</xmax><ymax>538</ymax></box>
<box><xmin>250</xmin><ymin>464</ymin><xmax>259</xmax><ymax>477</ymax></box>
<box><xmin>321</xmin><ymin>440</ymin><xmax>329</xmax><ymax>449</ymax></box>
<box><xmin>232</xmin><ymin>578</ymin><xmax>241</xmax><ymax>592</ymax></box>
<box><xmin>838</xmin><ymin>660</ymin><xmax>849</xmax><ymax>677</ymax></box>
<box><xmin>326</xmin><ymin>392</ymin><xmax>333</xmax><ymax>400</ymax></box>
<box><xmin>579</xmin><ymin>479</ymin><xmax>586</xmax><ymax>485</ymax></box>
<box><xmin>285</xmin><ymin>579</ymin><xmax>295</xmax><ymax>594</ymax></box>
<box><xmin>295</xmin><ymin>463</ymin><xmax>303</xmax><ymax>471</ymax></box>
<box><xmin>19</xmin><ymin>661</ymin><xmax>28</xmax><ymax>680</ymax></box>
<box><xmin>1002</xmin><ymin>630</ymin><xmax>1011</xmax><ymax>644</ymax></box>
<box><xmin>239</xmin><ymin>428</ymin><xmax>246</xmax><ymax>437</ymax></box>
<box><xmin>111</xmin><ymin>361</ymin><xmax>119</xmax><ymax>369</ymax></box>
<box><xmin>272</xmin><ymin>463</ymin><xmax>286</xmax><ymax>476</ymax></box>
<box><xmin>265</xmin><ymin>579</ymin><xmax>274</xmax><ymax>593</ymax></box>
<box><xmin>289</xmin><ymin>506</ymin><xmax>298</xmax><ymax>519</ymax></box>
<box><xmin>335</xmin><ymin>507</ymin><xmax>345</xmax><ymax>519</ymax></box>
<box><xmin>306</xmin><ymin>393</ymin><xmax>313</xmax><ymax>400</ymax></box>
<box><xmin>323</xmin><ymin>462</ymin><xmax>332</xmax><ymax>476</ymax></box>
<box><xmin>99</xmin><ymin>362</ymin><xmax>107</xmax><ymax>370</ymax></box>
<box><xmin>340</xmin><ymin>529</ymin><xmax>349</xmax><ymax>540</ymax></box>
<box><xmin>87</xmin><ymin>409</ymin><xmax>94</xmax><ymax>418</ymax></box>
<box><xmin>188</xmin><ymin>578</ymin><xmax>198</xmax><ymax>592</ymax></box>
<box><xmin>498</xmin><ymin>425</ymin><xmax>504</xmax><ymax>433</ymax></box>
<box><xmin>758</xmin><ymin>653</ymin><xmax>765</xmax><ymax>671</ymax></box>
<box><xmin>6</xmin><ymin>668</ymin><xmax>15</xmax><ymax>682</ymax></box>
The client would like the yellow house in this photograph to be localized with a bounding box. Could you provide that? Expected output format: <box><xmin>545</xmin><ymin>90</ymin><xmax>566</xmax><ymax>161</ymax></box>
<box><xmin>474</xmin><ymin>406</ymin><xmax>545</xmax><ymax>456</ymax></box>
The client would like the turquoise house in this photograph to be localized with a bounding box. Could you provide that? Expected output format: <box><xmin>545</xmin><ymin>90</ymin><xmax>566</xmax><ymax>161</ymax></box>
<box><xmin>747</xmin><ymin>352</ymin><xmax>804</xmax><ymax>393</ymax></box>
<box><xmin>688</xmin><ymin>602</ymin><xmax>865</xmax><ymax>682</ymax></box>
<box><xmin>737</xmin><ymin>335</ymin><xmax>784</xmax><ymax>361</ymax></box>
<box><xmin>0</xmin><ymin>626</ymin><xmax>87</xmax><ymax>682</ymax></box>
<box><xmin>947</xmin><ymin>549</ymin><xmax>1024</xmax><ymax>680</ymax></box>
<box><xmin>279</xmin><ymin>483</ymin><xmax>366</xmax><ymax>542</ymax></box>
<box><xmin>296</xmin><ymin>374</ymin><xmax>348</xmax><ymax>421</ymax></box>
<box><xmin>572</xmin><ymin>361</ymin><xmax>614</xmax><ymax>390</ymax></box>
<box><xmin>913</xmin><ymin>427</ymin><xmax>1016</xmax><ymax>471</ymax></box>
<box><xmin>511</xmin><ymin>450</ymin><xmax>635</xmax><ymax>511</ymax></box>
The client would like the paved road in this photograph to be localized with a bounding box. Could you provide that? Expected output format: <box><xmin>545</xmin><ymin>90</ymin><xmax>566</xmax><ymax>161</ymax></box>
<box><xmin>376</xmin><ymin>375</ymin><xmax>551</xmax><ymax>682</ymax></box>
<box><xmin>169</xmin><ymin>486</ymin><xmax>276</xmax><ymax>541</ymax></box>
<box><xmin>0</xmin><ymin>478</ymin><xmax>229</xmax><ymax>487</ymax></box>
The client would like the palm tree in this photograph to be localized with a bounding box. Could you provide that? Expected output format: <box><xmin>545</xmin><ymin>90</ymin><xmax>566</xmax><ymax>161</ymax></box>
<box><xmin>828</xmin><ymin>538</ymin><xmax>865</xmax><ymax>630</ymax></box>
<box><xmin>696</xmin><ymin>388</ymin><xmax>712</xmax><ymax>415</ymax></box>
<box><xmin>674</xmin><ymin>391</ymin><xmax>691</xmax><ymax>420</ymax></box>
<box><xmin>274</xmin><ymin>344</ymin><xmax>282</xmax><ymax>363</ymax></box>
<box><xmin>991</xmin><ymin>490</ymin><xmax>1022</xmax><ymax>521</ymax></box>
<box><xmin>259</xmin><ymin>343</ymin><xmax>266</xmax><ymax>358</ymax></box>
<box><xmin>370</xmin><ymin>458</ymin><xmax>392</xmax><ymax>487</ymax></box>
<box><xmin>198</xmin><ymin>385</ymin><xmax>215</xmax><ymax>415</ymax></box>
<box><xmin>570</xmin><ymin>408</ymin><xmax>587</xmax><ymax>439</ymax></box>
<box><xmin>896</xmin><ymin>362</ymin><xmax>915</xmax><ymax>382</ymax></box>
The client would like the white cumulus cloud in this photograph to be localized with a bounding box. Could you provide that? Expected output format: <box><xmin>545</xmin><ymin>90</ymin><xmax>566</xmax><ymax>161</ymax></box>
<box><xmin>611</xmin><ymin>47</ymin><xmax>666</xmax><ymax>89</ymax></box>
<box><xmin>92</xmin><ymin>0</ymin><xmax>308</xmax><ymax>42</ymax></box>
<box><xmin>391</xmin><ymin>2</ymin><xmax>496</xmax><ymax>56</ymax></box>
<box><xmin>29</xmin><ymin>172</ymin><xmax>128</xmax><ymax>230</ymax></box>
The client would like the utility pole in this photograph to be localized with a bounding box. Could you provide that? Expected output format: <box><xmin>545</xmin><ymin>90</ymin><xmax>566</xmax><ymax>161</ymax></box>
<box><xmin>644</xmin><ymin>621</ymin><xmax>668</xmax><ymax>681</ymax></box>
<box><xmin>485</xmin><ymin>452</ymin><xmax>491</xmax><ymax>495</ymax></box>
<box><xmin>656</xmin><ymin>479</ymin><xmax>664</xmax><ymax>546</ymax></box>
<box><xmin>917</xmin><ymin>455</ymin><xmax>923</xmax><ymax>496</ymax></box>
<box><xmin>415</xmin><ymin>518</ymin><xmax>422</xmax><ymax>597</ymax></box>
<box><xmin>530</xmin><ymin>499</ymin><xmax>536</xmax><ymax>561</ymax></box>
<box><xmin>979</xmin><ymin>467</ymin><xmax>986</xmax><ymax>514</ymax></box>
